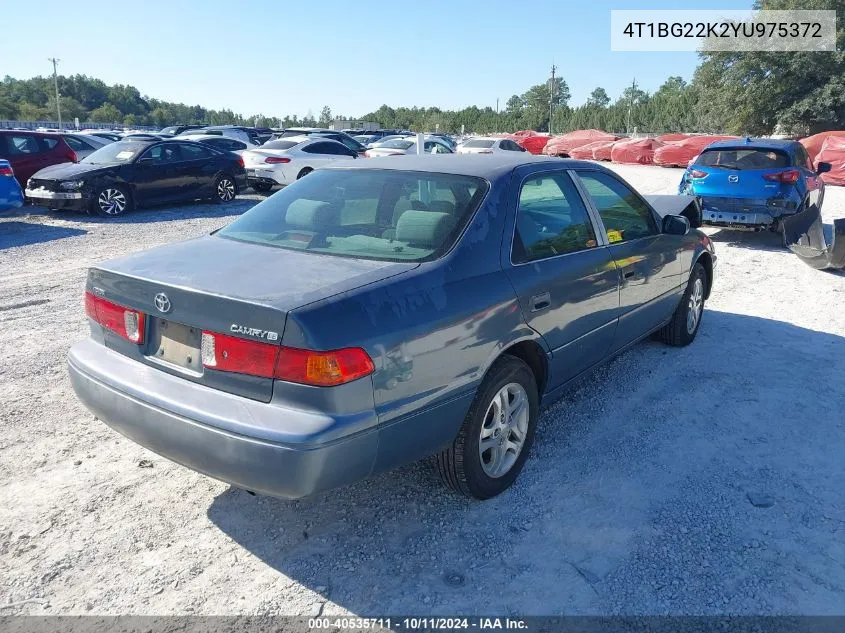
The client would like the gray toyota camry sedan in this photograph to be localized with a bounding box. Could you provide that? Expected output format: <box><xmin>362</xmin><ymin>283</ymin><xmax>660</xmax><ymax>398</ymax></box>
<box><xmin>68</xmin><ymin>155</ymin><xmax>716</xmax><ymax>500</ymax></box>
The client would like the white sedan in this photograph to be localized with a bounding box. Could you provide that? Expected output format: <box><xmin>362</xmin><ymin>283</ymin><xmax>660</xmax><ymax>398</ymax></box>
<box><xmin>242</xmin><ymin>136</ymin><xmax>358</xmax><ymax>192</ymax></box>
<box><xmin>457</xmin><ymin>137</ymin><xmax>526</xmax><ymax>154</ymax></box>
<box><xmin>365</xmin><ymin>137</ymin><xmax>454</xmax><ymax>157</ymax></box>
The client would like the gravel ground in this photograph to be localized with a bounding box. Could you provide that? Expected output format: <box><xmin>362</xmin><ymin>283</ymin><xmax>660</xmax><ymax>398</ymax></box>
<box><xmin>1</xmin><ymin>166</ymin><xmax>844</xmax><ymax>617</ymax></box>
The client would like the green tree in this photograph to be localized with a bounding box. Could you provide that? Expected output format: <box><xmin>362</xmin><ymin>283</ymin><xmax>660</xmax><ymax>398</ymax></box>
<box><xmin>318</xmin><ymin>105</ymin><xmax>332</xmax><ymax>126</ymax></box>
<box><xmin>88</xmin><ymin>102</ymin><xmax>122</xmax><ymax>123</ymax></box>
<box><xmin>586</xmin><ymin>87</ymin><xmax>610</xmax><ymax>108</ymax></box>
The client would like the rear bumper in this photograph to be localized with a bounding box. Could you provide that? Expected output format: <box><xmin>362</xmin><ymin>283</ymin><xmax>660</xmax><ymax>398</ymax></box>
<box><xmin>67</xmin><ymin>339</ymin><xmax>379</xmax><ymax>499</ymax></box>
<box><xmin>246</xmin><ymin>166</ymin><xmax>288</xmax><ymax>186</ymax></box>
<box><xmin>701</xmin><ymin>208</ymin><xmax>776</xmax><ymax>228</ymax></box>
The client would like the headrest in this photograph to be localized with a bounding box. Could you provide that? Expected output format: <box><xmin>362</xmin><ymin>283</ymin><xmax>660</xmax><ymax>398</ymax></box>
<box><xmin>285</xmin><ymin>199</ymin><xmax>339</xmax><ymax>229</ymax></box>
<box><xmin>428</xmin><ymin>200</ymin><xmax>456</xmax><ymax>214</ymax></box>
<box><xmin>396</xmin><ymin>211</ymin><xmax>456</xmax><ymax>248</ymax></box>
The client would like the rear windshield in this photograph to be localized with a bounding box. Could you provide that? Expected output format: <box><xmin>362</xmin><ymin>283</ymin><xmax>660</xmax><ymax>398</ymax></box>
<box><xmin>695</xmin><ymin>148</ymin><xmax>790</xmax><ymax>170</ymax></box>
<box><xmin>462</xmin><ymin>139</ymin><xmax>495</xmax><ymax>148</ymax></box>
<box><xmin>218</xmin><ymin>169</ymin><xmax>488</xmax><ymax>262</ymax></box>
<box><xmin>262</xmin><ymin>139</ymin><xmax>300</xmax><ymax>150</ymax></box>
<box><xmin>380</xmin><ymin>140</ymin><xmax>415</xmax><ymax>150</ymax></box>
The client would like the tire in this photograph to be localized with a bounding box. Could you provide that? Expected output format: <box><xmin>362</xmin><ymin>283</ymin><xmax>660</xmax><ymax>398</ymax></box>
<box><xmin>214</xmin><ymin>174</ymin><xmax>237</xmax><ymax>203</ymax></box>
<box><xmin>296</xmin><ymin>167</ymin><xmax>313</xmax><ymax>180</ymax></box>
<box><xmin>251</xmin><ymin>181</ymin><xmax>273</xmax><ymax>194</ymax></box>
<box><xmin>659</xmin><ymin>261</ymin><xmax>707</xmax><ymax>346</ymax></box>
<box><xmin>436</xmin><ymin>355</ymin><xmax>539</xmax><ymax>500</ymax></box>
<box><xmin>92</xmin><ymin>185</ymin><xmax>132</xmax><ymax>217</ymax></box>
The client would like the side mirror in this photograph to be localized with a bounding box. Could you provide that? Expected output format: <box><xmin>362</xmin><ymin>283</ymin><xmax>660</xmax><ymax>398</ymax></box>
<box><xmin>817</xmin><ymin>161</ymin><xmax>832</xmax><ymax>174</ymax></box>
<box><xmin>663</xmin><ymin>214</ymin><xmax>690</xmax><ymax>236</ymax></box>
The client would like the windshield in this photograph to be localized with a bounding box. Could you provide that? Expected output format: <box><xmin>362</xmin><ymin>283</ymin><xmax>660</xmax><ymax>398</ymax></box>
<box><xmin>695</xmin><ymin>148</ymin><xmax>790</xmax><ymax>170</ymax></box>
<box><xmin>462</xmin><ymin>140</ymin><xmax>495</xmax><ymax>148</ymax></box>
<box><xmin>217</xmin><ymin>169</ymin><xmax>488</xmax><ymax>262</ymax></box>
<box><xmin>380</xmin><ymin>140</ymin><xmax>415</xmax><ymax>150</ymax></box>
<box><xmin>81</xmin><ymin>141</ymin><xmax>146</xmax><ymax>164</ymax></box>
<box><xmin>262</xmin><ymin>139</ymin><xmax>301</xmax><ymax>150</ymax></box>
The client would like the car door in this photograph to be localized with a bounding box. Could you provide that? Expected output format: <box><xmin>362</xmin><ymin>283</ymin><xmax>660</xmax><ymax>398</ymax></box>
<box><xmin>132</xmin><ymin>144</ymin><xmax>183</xmax><ymax>204</ymax></box>
<box><xmin>504</xmin><ymin>168</ymin><xmax>620</xmax><ymax>389</ymax></box>
<box><xmin>176</xmin><ymin>142</ymin><xmax>218</xmax><ymax>198</ymax></box>
<box><xmin>573</xmin><ymin>169</ymin><xmax>683</xmax><ymax>352</ymax></box>
<box><xmin>1</xmin><ymin>133</ymin><xmax>49</xmax><ymax>187</ymax></box>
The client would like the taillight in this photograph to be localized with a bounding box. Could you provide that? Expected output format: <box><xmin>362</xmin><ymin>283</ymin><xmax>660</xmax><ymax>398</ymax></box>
<box><xmin>236</xmin><ymin>156</ymin><xmax>245</xmax><ymax>168</ymax></box>
<box><xmin>84</xmin><ymin>291</ymin><xmax>145</xmax><ymax>344</ymax></box>
<box><xmin>265</xmin><ymin>156</ymin><xmax>291</xmax><ymax>164</ymax></box>
<box><xmin>0</xmin><ymin>165</ymin><xmax>13</xmax><ymax>177</ymax></box>
<box><xmin>689</xmin><ymin>169</ymin><xmax>708</xmax><ymax>179</ymax></box>
<box><xmin>67</xmin><ymin>149</ymin><xmax>79</xmax><ymax>163</ymax></box>
<box><xmin>200</xmin><ymin>330</ymin><xmax>374</xmax><ymax>386</ymax></box>
<box><xmin>763</xmin><ymin>170</ymin><xmax>800</xmax><ymax>184</ymax></box>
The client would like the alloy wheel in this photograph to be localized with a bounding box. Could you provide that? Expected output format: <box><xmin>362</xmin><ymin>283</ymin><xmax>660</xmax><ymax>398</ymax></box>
<box><xmin>98</xmin><ymin>189</ymin><xmax>127</xmax><ymax>215</ymax></box>
<box><xmin>217</xmin><ymin>178</ymin><xmax>235</xmax><ymax>201</ymax></box>
<box><xmin>479</xmin><ymin>382</ymin><xmax>530</xmax><ymax>478</ymax></box>
<box><xmin>687</xmin><ymin>277</ymin><xmax>704</xmax><ymax>334</ymax></box>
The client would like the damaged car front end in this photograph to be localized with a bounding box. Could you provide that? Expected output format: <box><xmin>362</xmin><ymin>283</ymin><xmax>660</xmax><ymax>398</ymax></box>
<box><xmin>782</xmin><ymin>204</ymin><xmax>845</xmax><ymax>270</ymax></box>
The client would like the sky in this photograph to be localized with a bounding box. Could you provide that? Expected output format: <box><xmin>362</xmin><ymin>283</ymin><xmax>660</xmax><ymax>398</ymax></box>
<box><xmin>3</xmin><ymin>0</ymin><xmax>754</xmax><ymax>119</ymax></box>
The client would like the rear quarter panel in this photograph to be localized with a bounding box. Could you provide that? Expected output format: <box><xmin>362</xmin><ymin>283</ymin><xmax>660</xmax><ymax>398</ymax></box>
<box><xmin>281</xmin><ymin>171</ymin><xmax>546</xmax><ymax>471</ymax></box>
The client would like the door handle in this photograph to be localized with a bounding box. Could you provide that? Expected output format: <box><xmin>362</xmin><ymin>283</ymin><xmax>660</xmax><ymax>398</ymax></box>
<box><xmin>530</xmin><ymin>292</ymin><xmax>551</xmax><ymax>312</ymax></box>
<box><xmin>623</xmin><ymin>270</ymin><xmax>636</xmax><ymax>279</ymax></box>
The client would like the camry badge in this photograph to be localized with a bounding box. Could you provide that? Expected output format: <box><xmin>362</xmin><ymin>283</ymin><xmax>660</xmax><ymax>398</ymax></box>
<box><xmin>154</xmin><ymin>293</ymin><xmax>172</xmax><ymax>313</ymax></box>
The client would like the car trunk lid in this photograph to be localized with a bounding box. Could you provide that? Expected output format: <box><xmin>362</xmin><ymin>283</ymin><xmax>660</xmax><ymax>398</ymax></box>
<box><xmin>87</xmin><ymin>235</ymin><xmax>418</xmax><ymax>401</ymax></box>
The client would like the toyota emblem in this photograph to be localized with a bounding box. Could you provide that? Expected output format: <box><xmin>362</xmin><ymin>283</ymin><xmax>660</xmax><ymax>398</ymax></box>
<box><xmin>154</xmin><ymin>293</ymin><xmax>171</xmax><ymax>313</ymax></box>
<box><xmin>728</xmin><ymin>175</ymin><xmax>739</xmax><ymax>183</ymax></box>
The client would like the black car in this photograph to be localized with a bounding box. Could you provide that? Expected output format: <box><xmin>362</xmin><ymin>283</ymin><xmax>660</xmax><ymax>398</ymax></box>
<box><xmin>24</xmin><ymin>139</ymin><xmax>247</xmax><ymax>217</ymax></box>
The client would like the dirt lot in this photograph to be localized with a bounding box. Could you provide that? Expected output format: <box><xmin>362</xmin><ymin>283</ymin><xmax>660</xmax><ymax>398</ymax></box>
<box><xmin>1</xmin><ymin>165</ymin><xmax>844</xmax><ymax>616</ymax></box>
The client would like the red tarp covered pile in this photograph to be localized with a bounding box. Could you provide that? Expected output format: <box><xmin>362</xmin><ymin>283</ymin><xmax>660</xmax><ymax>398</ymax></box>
<box><xmin>592</xmin><ymin>140</ymin><xmax>619</xmax><ymax>161</ymax></box>
<box><xmin>656</xmin><ymin>133</ymin><xmax>690</xmax><ymax>142</ymax></box>
<box><xmin>653</xmin><ymin>135</ymin><xmax>739</xmax><ymax>167</ymax></box>
<box><xmin>543</xmin><ymin>129</ymin><xmax>619</xmax><ymax>156</ymax></box>
<box><xmin>815</xmin><ymin>136</ymin><xmax>845</xmax><ymax>186</ymax></box>
<box><xmin>569</xmin><ymin>140</ymin><xmax>617</xmax><ymax>160</ymax></box>
<box><xmin>505</xmin><ymin>130</ymin><xmax>550</xmax><ymax>154</ymax></box>
<box><xmin>610</xmin><ymin>138</ymin><xmax>665</xmax><ymax>165</ymax></box>
<box><xmin>800</xmin><ymin>131</ymin><xmax>845</xmax><ymax>164</ymax></box>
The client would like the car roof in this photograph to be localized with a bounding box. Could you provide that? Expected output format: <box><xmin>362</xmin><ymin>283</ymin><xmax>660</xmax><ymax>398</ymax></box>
<box><xmin>324</xmin><ymin>153</ymin><xmax>596</xmax><ymax>178</ymax></box>
<box><xmin>705</xmin><ymin>138</ymin><xmax>801</xmax><ymax>151</ymax></box>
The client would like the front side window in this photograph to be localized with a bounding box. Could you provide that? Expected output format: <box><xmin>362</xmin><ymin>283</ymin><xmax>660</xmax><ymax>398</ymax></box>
<box><xmin>140</xmin><ymin>144</ymin><xmax>181</xmax><ymax>163</ymax></box>
<box><xmin>512</xmin><ymin>172</ymin><xmax>597</xmax><ymax>263</ymax></box>
<box><xmin>576</xmin><ymin>171</ymin><xmax>658</xmax><ymax>243</ymax></box>
<box><xmin>218</xmin><ymin>169</ymin><xmax>487</xmax><ymax>262</ymax></box>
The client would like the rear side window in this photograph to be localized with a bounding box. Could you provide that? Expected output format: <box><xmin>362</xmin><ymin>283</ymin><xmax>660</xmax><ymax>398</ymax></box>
<box><xmin>302</xmin><ymin>142</ymin><xmax>350</xmax><ymax>155</ymax></box>
<box><xmin>41</xmin><ymin>137</ymin><xmax>59</xmax><ymax>150</ymax></box>
<box><xmin>178</xmin><ymin>143</ymin><xmax>214</xmax><ymax>159</ymax></box>
<box><xmin>794</xmin><ymin>145</ymin><xmax>812</xmax><ymax>169</ymax></box>
<box><xmin>513</xmin><ymin>172</ymin><xmax>597</xmax><ymax>263</ymax></box>
<box><xmin>218</xmin><ymin>169</ymin><xmax>488</xmax><ymax>262</ymax></box>
<box><xmin>695</xmin><ymin>148</ymin><xmax>790</xmax><ymax>170</ymax></box>
<box><xmin>4</xmin><ymin>135</ymin><xmax>42</xmax><ymax>155</ymax></box>
<box><xmin>63</xmin><ymin>136</ymin><xmax>95</xmax><ymax>151</ymax></box>
<box><xmin>576</xmin><ymin>171</ymin><xmax>658</xmax><ymax>243</ymax></box>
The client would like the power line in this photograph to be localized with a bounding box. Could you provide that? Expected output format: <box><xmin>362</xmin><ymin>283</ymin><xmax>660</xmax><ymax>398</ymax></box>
<box><xmin>48</xmin><ymin>58</ymin><xmax>62</xmax><ymax>129</ymax></box>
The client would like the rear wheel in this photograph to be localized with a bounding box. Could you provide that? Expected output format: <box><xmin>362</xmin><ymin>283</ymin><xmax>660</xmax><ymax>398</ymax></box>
<box><xmin>659</xmin><ymin>262</ymin><xmax>706</xmax><ymax>346</ymax></box>
<box><xmin>296</xmin><ymin>167</ymin><xmax>313</xmax><ymax>180</ymax></box>
<box><xmin>436</xmin><ymin>355</ymin><xmax>538</xmax><ymax>499</ymax></box>
<box><xmin>92</xmin><ymin>186</ymin><xmax>131</xmax><ymax>217</ymax></box>
<box><xmin>214</xmin><ymin>175</ymin><xmax>237</xmax><ymax>202</ymax></box>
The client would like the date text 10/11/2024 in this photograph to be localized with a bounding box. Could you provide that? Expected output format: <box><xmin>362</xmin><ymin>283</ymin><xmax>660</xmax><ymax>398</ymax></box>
<box><xmin>307</xmin><ymin>617</ymin><xmax>528</xmax><ymax>630</ymax></box>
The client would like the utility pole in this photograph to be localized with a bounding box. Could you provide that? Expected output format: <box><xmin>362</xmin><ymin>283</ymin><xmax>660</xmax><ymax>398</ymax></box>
<box><xmin>548</xmin><ymin>64</ymin><xmax>557</xmax><ymax>135</ymax></box>
<box><xmin>48</xmin><ymin>58</ymin><xmax>62</xmax><ymax>129</ymax></box>
<box><xmin>496</xmin><ymin>98</ymin><xmax>499</xmax><ymax>133</ymax></box>
<box><xmin>626</xmin><ymin>77</ymin><xmax>637</xmax><ymax>135</ymax></box>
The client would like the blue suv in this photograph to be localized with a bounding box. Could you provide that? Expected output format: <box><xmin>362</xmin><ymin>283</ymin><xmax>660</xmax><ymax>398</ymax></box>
<box><xmin>679</xmin><ymin>138</ymin><xmax>831</xmax><ymax>241</ymax></box>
